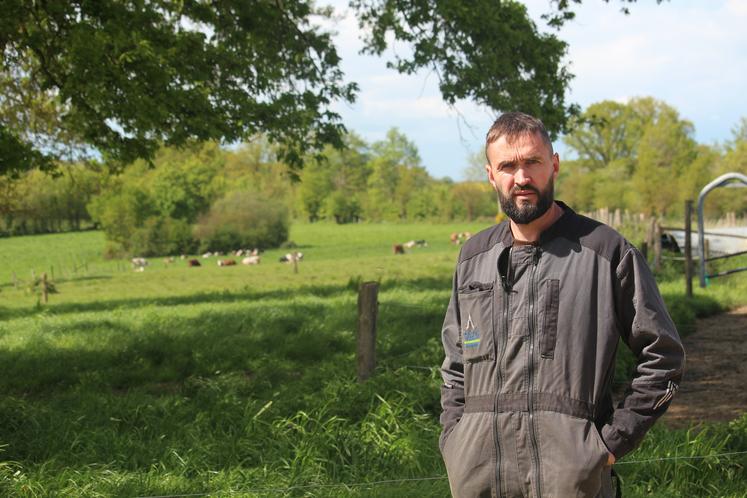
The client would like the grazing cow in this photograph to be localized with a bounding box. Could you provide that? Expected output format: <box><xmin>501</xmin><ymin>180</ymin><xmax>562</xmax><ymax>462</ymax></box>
<box><xmin>279</xmin><ymin>252</ymin><xmax>303</xmax><ymax>263</ymax></box>
<box><xmin>218</xmin><ymin>259</ymin><xmax>237</xmax><ymax>267</ymax></box>
<box><xmin>451</xmin><ymin>232</ymin><xmax>473</xmax><ymax>245</ymax></box>
<box><xmin>403</xmin><ymin>239</ymin><xmax>428</xmax><ymax>249</ymax></box>
<box><xmin>392</xmin><ymin>244</ymin><xmax>405</xmax><ymax>255</ymax></box>
<box><xmin>202</xmin><ymin>251</ymin><xmax>212</xmax><ymax>258</ymax></box>
<box><xmin>163</xmin><ymin>256</ymin><xmax>175</xmax><ymax>265</ymax></box>
<box><xmin>242</xmin><ymin>255</ymin><xmax>261</xmax><ymax>265</ymax></box>
<box><xmin>131</xmin><ymin>257</ymin><xmax>148</xmax><ymax>272</ymax></box>
<box><xmin>188</xmin><ymin>259</ymin><xmax>201</xmax><ymax>267</ymax></box>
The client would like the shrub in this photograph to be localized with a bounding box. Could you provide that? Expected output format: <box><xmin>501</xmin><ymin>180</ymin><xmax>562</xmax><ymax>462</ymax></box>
<box><xmin>130</xmin><ymin>216</ymin><xmax>196</xmax><ymax>257</ymax></box>
<box><xmin>193</xmin><ymin>191</ymin><xmax>289</xmax><ymax>252</ymax></box>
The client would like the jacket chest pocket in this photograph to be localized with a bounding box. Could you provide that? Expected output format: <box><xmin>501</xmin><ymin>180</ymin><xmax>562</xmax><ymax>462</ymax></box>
<box><xmin>458</xmin><ymin>282</ymin><xmax>495</xmax><ymax>362</ymax></box>
<box><xmin>540</xmin><ymin>279</ymin><xmax>560</xmax><ymax>359</ymax></box>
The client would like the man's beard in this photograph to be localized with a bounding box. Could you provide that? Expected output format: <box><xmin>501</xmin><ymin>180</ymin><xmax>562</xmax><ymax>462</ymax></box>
<box><xmin>498</xmin><ymin>178</ymin><xmax>554</xmax><ymax>225</ymax></box>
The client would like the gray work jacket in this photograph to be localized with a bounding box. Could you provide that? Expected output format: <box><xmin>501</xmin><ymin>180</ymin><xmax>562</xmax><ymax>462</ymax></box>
<box><xmin>439</xmin><ymin>202</ymin><xmax>685</xmax><ymax>498</ymax></box>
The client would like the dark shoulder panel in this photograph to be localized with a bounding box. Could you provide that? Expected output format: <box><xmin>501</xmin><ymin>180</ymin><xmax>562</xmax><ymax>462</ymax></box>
<box><xmin>564</xmin><ymin>212</ymin><xmax>632</xmax><ymax>267</ymax></box>
<box><xmin>458</xmin><ymin>222</ymin><xmax>510</xmax><ymax>263</ymax></box>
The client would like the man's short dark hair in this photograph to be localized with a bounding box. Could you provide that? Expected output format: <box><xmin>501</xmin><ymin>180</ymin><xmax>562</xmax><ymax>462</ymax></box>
<box><xmin>485</xmin><ymin>112</ymin><xmax>553</xmax><ymax>160</ymax></box>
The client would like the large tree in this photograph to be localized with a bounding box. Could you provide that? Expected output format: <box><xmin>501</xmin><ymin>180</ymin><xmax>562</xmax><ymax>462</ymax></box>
<box><xmin>1</xmin><ymin>0</ymin><xmax>356</xmax><ymax>175</ymax></box>
<box><xmin>1</xmin><ymin>0</ymin><xmax>653</xmax><ymax>176</ymax></box>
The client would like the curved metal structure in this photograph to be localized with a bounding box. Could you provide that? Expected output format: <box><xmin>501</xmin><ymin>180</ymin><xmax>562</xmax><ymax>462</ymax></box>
<box><xmin>697</xmin><ymin>172</ymin><xmax>747</xmax><ymax>287</ymax></box>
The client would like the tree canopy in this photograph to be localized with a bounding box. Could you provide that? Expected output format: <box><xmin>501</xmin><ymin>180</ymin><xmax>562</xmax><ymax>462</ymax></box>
<box><xmin>1</xmin><ymin>0</ymin><xmax>660</xmax><ymax>176</ymax></box>
<box><xmin>1</xmin><ymin>0</ymin><xmax>355</xmax><ymax>175</ymax></box>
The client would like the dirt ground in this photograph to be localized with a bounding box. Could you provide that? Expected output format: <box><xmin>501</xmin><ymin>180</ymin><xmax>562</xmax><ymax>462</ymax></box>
<box><xmin>662</xmin><ymin>305</ymin><xmax>747</xmax><ymax>428</ymax></box>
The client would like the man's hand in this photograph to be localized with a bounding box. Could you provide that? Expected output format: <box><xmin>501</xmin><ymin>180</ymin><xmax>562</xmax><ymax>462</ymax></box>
<box><xmin>606</xmin><ymin>452</ymin><xmax>616</xmax><ymax>466</ymax></box>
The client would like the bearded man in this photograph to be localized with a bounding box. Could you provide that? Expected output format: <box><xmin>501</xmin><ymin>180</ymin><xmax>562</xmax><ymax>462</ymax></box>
<box><xmin>438</xmin><ymin>112</ymin><xmax>684</xmax><ymax>498</ymax></box>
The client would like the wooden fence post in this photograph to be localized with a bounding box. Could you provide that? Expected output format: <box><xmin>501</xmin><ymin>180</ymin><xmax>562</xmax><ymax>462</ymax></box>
<box><xmin>357</xmin><ymin>282</ymin><xmax>379</xmax><ymax>382</ymax></box>
<box><xmin>654</xmin><ymin>220</ymin><xmax>662</xmax><ymax>272</ymax></box>
<box><xmin>646</xmin><ymin>217</ymin><xmax>656</xmax><ymax>262</ymax></box>
<box><xmin>41</xmin><ymin>272</ymin><xmax>49</xmax><ymax>304</ymax></box>
<box><xmin>685</xmin><ymin>200</ymin><xmax>693</xmax><ymax>297</ymax></box>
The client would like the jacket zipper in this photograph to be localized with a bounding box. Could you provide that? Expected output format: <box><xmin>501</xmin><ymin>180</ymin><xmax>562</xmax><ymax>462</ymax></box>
<box><xmin>495</xmin><ymin>247</ymin><xmax>511</xmax><ymax>498</ymax></box>
<box><xmin>528</xmin><ymin>247</ymin><xmax>542</xmax><ymax>498</ymax></box>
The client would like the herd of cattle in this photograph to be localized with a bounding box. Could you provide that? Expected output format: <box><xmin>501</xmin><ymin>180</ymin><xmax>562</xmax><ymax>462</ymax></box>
<box><xmin>130</xmin><ymin>232</ymin><xmax>474</xmax><ymax>271</ymax></box>
<box><xmin>391</xmin><ymin>232</ymin><xmax>472</xmax><ymax>254</ymax></box>
<box><xmin>130</xmin><ymin>249</ymin><xmax>303</xmax><ymax>271</ymax></box>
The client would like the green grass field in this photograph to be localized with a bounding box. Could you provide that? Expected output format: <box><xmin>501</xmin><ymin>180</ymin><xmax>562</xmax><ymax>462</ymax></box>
<box><xmin>0</xmin><ymin>224</ymin><xmax>745</xmax><ymax>497</ymax></box>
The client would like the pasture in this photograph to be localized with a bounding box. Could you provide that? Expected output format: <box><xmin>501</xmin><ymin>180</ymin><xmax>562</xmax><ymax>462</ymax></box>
<box><xmin>0</xmin><ymin>223</ymin><xmax>746</xmax><ymax>497</ymax></box>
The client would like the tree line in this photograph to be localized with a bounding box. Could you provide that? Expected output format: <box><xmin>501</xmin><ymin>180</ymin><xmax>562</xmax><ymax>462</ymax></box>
<box><xmin>1</xmin><ymin>97</ymin><xmax>744</xmax><ymax>257</ymax></box>
<box><xmin>556</xmin><ymin>97</ymin><xmax>746</xmax><ymax>219</ymax></box>
<box><xmin>0</xmin><ymin>129</ymin><xmax>498</xmax><ymax>255</ymax></box>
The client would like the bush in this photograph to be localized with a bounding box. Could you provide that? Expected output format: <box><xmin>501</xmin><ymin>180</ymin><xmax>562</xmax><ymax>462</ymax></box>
<box><xmin>193</xmin><ymin>191</ymin><xmax>289</xmax><ymax>252</ymax></box>
<box><xmin>130</xmin><ymin>216</ymin><xmax>196</xmax><ymax>257</ymax></box>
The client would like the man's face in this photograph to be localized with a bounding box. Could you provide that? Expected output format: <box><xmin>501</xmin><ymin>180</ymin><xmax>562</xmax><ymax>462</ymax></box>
<box><xmin>485</xmin><ymin>132</ymin><xmax>559</xmax><ymax>225</ymax></box>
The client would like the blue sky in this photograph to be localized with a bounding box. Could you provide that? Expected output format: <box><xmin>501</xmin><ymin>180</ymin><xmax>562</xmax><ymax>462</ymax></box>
<box><xmin>324</xmin><ymin>0</ymin><xmax>747</xmax><ymax>180</ymax></box>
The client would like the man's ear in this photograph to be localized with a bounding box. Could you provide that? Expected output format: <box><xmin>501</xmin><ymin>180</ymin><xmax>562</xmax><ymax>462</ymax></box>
<box><xmin>485</xmin><ymin>163</ymin><xmax>498</xmax><ymax>190</ymax></box>
<box><xmin>552</xmin><ymin>153</ymin><xmax>560</xmax><ymax>180</ymax></box>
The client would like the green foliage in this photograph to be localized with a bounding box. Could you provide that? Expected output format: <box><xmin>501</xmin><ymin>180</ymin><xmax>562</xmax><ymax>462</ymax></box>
<box><xmin>620</xmin><ymin>418</ymin><xmax>747</xmax><ymax>497</ymax></box>
<box><xmin>559</xmin><ymin>97</ymin><xmax>744</xmax><ymax>218</ymax></box>
<box><xmin>0</xmin><ymin>0</ymin><xmax>355</xmax><ymax>174</ymax></box>
<box><xmin>88</xmin><ymin>183</ymin><xmax>155</xmax><ymax>256</ymax></box>
<box><xmin>193</xmin><ymin>191</ymin><xmax>290</xmax><ymax>252</ymax></box>
<box><xmin>5</xmin><ymin>0</ymin><xmax>662</xmax><ymax>177</ymax></box>
<box><xmin>564</xmin><ymin>100</ymin><xmax>644</xmax><ymax>170</ymax></box>
<box><xmin>351</xmin><ymin>0</ymin><xmax>577</xmax><ymax>137</ymax></box>
<box><xmin>0</xmin><ymin>163</ymin><xmax>101</xmax><ymax>235</ymax></box>
<box><xmin>450</xmin><ymin>182</ymin><xmax>498</xmax><ymax>221</ymax></box>
<box><xmin>324</xmin><ymin>191</ymin><xmax>362</xmax><ymax>224</ymax></box>
<box><xmin>130</xmin><ymin>216</ymin><xmax>196</xmax><ymax>257</ymax></box>
<box><xmin>86</xmin><ymin>142</ymin><xmax>237</xmax><ymax>256</ymax></box>
<box><xmin>632</xmin><ymin>106</ymin><xmax>697</xmax><ymax>215</ymax></box>
<box><xmin>716</xmin><ymin>141</ymin><xmax>747</xmax><ymax>215</ymax></box>
<box><xmin>299</xmin><ymin>159</ymin><xmax>333</xmax><ymax>222</ymax></box>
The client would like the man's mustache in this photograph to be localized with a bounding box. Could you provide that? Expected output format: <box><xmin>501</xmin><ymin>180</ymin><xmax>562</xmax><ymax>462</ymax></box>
<box><xmin>512</xmin><ymin>185</ymin><xmax>540</xmax><ymax>195</ymax></box>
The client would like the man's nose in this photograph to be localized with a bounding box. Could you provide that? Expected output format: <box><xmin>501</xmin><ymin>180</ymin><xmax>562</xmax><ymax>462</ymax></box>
<box><xmin>514</xmin><ymin>166</ymin><xmax>531</xmax><ymax>186</ymax></box>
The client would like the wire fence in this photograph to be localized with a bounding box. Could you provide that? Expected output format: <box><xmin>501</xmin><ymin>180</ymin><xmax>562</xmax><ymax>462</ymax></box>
<box><xmin>133</xmin><ymin>450</ymin><xmax>747</xmax><ymax>498</ymax></box>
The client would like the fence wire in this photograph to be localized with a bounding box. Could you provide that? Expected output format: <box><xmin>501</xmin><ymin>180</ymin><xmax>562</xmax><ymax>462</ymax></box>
<box><xmin>134</xmin><ymin>450</ymin><xmax>747</xmax><ymax>498</ymax></box>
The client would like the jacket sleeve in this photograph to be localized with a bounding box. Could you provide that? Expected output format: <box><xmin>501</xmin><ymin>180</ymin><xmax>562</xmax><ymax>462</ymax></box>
<box><xmin>439</xmin><ymin>269</ymin><xmax>465</xmax><ymax>451</ymax></box>
<box><xmin>602</xmin><ymin>246</ymin><xmax>685</xmax><ymax>459</ymax></box>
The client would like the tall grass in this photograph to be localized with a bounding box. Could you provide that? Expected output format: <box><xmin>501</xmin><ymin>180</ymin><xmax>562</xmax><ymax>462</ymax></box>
<box><xmin>0</xmin><ymin>225</ymin><xmax>745</xmax><ymax>496</ymax></box>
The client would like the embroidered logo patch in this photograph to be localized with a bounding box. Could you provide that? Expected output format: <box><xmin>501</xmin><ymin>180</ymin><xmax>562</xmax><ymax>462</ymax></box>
<box><xmin>463</xmin><ymin>314</ymin><xmax>480</xmax><ymax>349</ymax></box>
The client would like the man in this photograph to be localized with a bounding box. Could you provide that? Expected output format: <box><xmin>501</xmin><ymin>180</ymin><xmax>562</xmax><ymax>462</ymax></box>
<box><xmin>439</xmin><ymin>112</ymin><xmax>684</xmax><ymax>498</ymax></box>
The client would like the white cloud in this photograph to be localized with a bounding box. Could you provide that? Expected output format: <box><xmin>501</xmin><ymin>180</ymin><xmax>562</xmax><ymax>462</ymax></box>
<box><xmin>726</xmin><ymin>0</ymin><xmax>747</xmax><ymax>16</ymax></box>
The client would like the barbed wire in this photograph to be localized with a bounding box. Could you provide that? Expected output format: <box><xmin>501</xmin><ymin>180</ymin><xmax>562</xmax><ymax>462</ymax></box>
<box><xmin>134</xmin><ymin>476</ymin><xmax>447</xmax><ymax>498</ymax></box>
<box><xmin>615</xmin><ymin>450</ymin><xmax>747</xmax><ymax>465</ymax></box>
<box><xmin>133</xmin><ymin>450</ymin><xmax>747</xmax><ymax>498</ymax></box>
